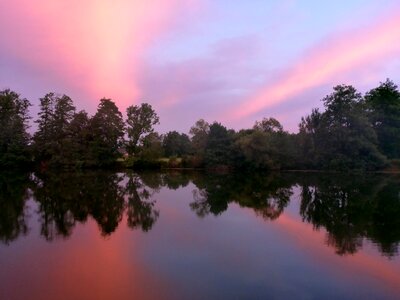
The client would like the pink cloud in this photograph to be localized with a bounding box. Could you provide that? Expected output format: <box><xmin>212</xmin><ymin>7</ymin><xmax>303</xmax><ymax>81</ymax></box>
<box><xmin>226</xmin><ymin>9</ymin><xmax>400</xmax><ymax>122</ymax></box>
<box><xmin>0</xmin><ymin>0</ymin><xmax>200</xmax><ymax>111</ymax></box>
<box><xmin>137</xmin><ymin>35</ymin><xmax>265</xmax><ymax>131</ymax></box>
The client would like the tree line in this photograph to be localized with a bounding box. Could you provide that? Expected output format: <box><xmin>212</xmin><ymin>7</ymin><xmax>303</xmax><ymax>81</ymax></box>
<box><xmin>1</xmin><ymin>79</ymin><xmax>400</xmax><ymax>170</ymax></box>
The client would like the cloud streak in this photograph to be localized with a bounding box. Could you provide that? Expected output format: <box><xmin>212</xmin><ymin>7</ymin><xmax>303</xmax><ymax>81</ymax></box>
<box><xmin>226</xmin><ymin>9</ymin><xmax>400</xmax><ymax>122</ymax></box>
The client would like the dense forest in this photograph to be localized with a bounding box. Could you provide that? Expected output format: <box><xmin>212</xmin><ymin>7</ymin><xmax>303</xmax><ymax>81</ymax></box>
<box><xmin>1</xmin><ymin>79</ymin><xmax>400</xmax><ymax>171</ymax></box>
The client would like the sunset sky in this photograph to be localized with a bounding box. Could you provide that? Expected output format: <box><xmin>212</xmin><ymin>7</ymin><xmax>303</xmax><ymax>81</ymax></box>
<box><xmin>1</xmin><ymin>0</ymin><xmax>400</xmax><ymax>132</ymax></box>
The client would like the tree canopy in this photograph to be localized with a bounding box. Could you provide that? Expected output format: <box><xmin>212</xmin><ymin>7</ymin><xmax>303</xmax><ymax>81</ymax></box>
<box><xmin>126</xmin><ymin>103</ymin><xmax>159</xmax><ymax>155</ymax></box>
<box><xmin>1</xmin><ymin>78</ymin><xmax>400</xmax><ymax>170</ymax></box>
<box><xmin>0</xmin><ymin>89</ymin><xmax>31</xmax><ymax>167</ymax></box>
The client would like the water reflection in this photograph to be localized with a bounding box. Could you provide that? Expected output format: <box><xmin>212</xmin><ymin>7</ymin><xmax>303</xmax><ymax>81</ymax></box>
<box><xmin>299</xmin><ymin>174</ymin><xmax>400</xmax><ymax>257</ymax></box>
<box><xmin>190</xmin><ymin>173</ymin><xmax>293</xmax><ymax>220</ymax></box>
<box><xmin>0</xmin><ymin>172</ymin><xmax>30</xmax><ymax>244</ymax></box>
<box><xmin>1</xmin><ymin>170</ymin><xmax>400</xmax><ymax>258</ymax></box>
<box><xmin>125</xmin><ymin>173</ymin><xmax>159</xmax><ymax>232</ymax></box>
<box><xmin>30</xmin><ymin>171</ymin><xmax>160</xmax><ymax>240</ymax></box>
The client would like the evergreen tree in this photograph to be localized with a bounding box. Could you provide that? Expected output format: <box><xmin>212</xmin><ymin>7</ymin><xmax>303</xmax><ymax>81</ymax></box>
<box><xmin>33</xmin><ymin>93</ymin><xmax>75</xmax><ymax>165</ymax></box>
<box><xmin>90</xmin><ymin>98</ymin><xmax>124</xmax><ymax>166</ymax></box>
<box><xmin>0</xmin><ymin>89</ymin><xmax>31</xmax><ymax>166</ymax></box>
<box><xmin>64</xmin><ymin>110</ymin><xmax>91</xmax><ymax>165</ymax></box>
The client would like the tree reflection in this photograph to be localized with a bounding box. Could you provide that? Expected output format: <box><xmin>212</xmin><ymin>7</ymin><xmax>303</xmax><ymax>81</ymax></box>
<box><xmin>2</xmin><ymin>170</ymin><xmax>400</xmax><ymax>259</ymax></box>
<box><xmin>32</xmin><ymin>171</ymin><xmax>160</xmax><ymax>240</ymax></box>
<box><xmin>86</xmin><ymin>173</ymin><xmax>125</xmax><ymax>236</ymax></box>
<box><xmin>190</xmin><ymin>171</ymin><xmax>400</xmax><ymax>257</ymax></box>
<box><xmin>125</xmin><ymin>172</ymin><xmax>159</xmax><ymax>232</ymax></box>
<box><xmin>299</xmin><ymin>174</ymin><xmax>400</xmax><ymax>257</ymax></box>
<box><xmin>190</xmin><ymin>172</ymin><xmax>293</xmax><ymax>220</ymax></box>
<box><xmin>32</xmin><ymin>172</ymin><xmax>124</xmax><ymax>239</ymax></box>
<box><xmin>161</xmin><ymin>171</ymin><xmax>191</xmax><ymax>190</ymax></box>
<box><xmin>0</xmin><ymin>172</ymin><xmax>31</xmax><ymax>244</ymax></box>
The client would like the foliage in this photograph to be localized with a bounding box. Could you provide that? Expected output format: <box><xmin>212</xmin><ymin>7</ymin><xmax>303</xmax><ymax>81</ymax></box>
<box><xmin>33</xmin><ymin>93</ymin><xmax>76</xmax><ymax>166</ymax></box>
<box><xmin>254</xmin><ymin>117</ymin><xmax>283</xmax><ymax>133</ymax></box>
<box><xmin>298</xmin><ymin>85</ymin><xmax>387</xmax><ymax>170</ymax></box>
<box><xmin>0</xmin><ymin>89</ymin><xmax>31</xmax><ymax>166</ymax></box>
<box><xmin>126</xmin><ymin>103</ymin><xmax>159</xmax><ymax>155</ymax></box>
<box><xmin>204</xmin><ymin>122</ymin><xmax>234</xmax><ymax>167</ymax></box>
<box><xmin>4</xmin><ymin>78</ymin><xmax>400</xmax><ymax>170</ymax></box>
<box><xmin>162</xmin><ymin>131</ymin><xmax>192</xmax><ymax>157</ymax></box>
<box><xmin>188</xmin><ymin>119</ymin><xmax>210</xmax><ymax>166</ymax></box>
<box><xmin>365</xmin><ymin>79</ymin><xmax>400</xmax><ymax>158</ymax></box>
<box><xmin>234</xmin><ymin>118</ymin><xmax>296</xmax><ymax>170</ymax></box>
<box><xmin>90</xmin><ymin>98</ymin><xmax>125</xmax><ymax>166</ymax></box>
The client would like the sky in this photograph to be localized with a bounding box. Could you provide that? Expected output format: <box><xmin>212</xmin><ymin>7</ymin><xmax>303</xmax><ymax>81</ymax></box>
<box><xmin>1</xmin><ymin>0</ymin><xmax>400</xmax><ymax>133</ymax></box>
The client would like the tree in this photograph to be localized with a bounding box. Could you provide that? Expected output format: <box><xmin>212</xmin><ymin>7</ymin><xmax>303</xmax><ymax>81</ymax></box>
<box><xmin>235</xmin><ymin>118</ymin><xmax>295</xmax><ymax>170</ymax></box>
<box><xmin>126</xmin><ymin>103</ymin><xmax>159</xmax><ymax>155</ymax></box>
<box><xmin>50</xmin><ymin>94</ymin><xmax>76</xmax><ymax>164</ymax></box>
<box><xmin>365</xmin><ymin>79</ymin><xmax>400</xmax><ymax>158</ymax></box>
<box><xmin>64</xmin><ymin>110</ymin><xmax>91</xmax><ymax>165</ymax></box>
<box><xmin>235</xmin><ymin>130</ymin><xmax>274</xmax><ymax>169</ymax></box>
<box><xmin>205</xmin><ymin>122</ymin><xmax>234</xmax><ymax>167</ymax></box>
<box><xmin>254</xmin><ymin>117</ymin><xmax>283</xmax><ymax>133</ymax></box>
<box><xmin>304</xmin><ymin>85</ymin><xmax>387</xmax><ymax>170</ymax></box>
<box><xmin>139</xmin><ymin>132</ymin><xmax>163</xmax><ymax>160</ymax></box>
<box><xmin>0</xmin><ymin>89</ymin><xmax>31</xmax><ymax>166</ymax></box>
<box><xmin>162</xmin><ymin>131</ymin><xmax>192</xmax><ymax>157</ymax></box>
<box><xmin>33</xmin><ymin>93</ymin><xmax>57</xmax><ymax>162</ymax></box>
<box><xmin>53</xmin><ymin>94</ymin><xmax>75</xmax><ymax>136</ymax></box>
<box><xmin>90</xmin><ymin>98</ymin><xmax>125</xmax><ymax>166</ymax></box>
<box><xmin>189</xmin><ymin>119</ymin><xmax>209</xmax><ymax>154</ymax></box>
<box><xmin>33</xmin><ymin>93</ymin><xmax>75</xmax><ymax>165</ymax></box>
<box><xmin>298</xmin><ymin>108</ymin><xmax>325</xmax><ymax>168</ymax></box>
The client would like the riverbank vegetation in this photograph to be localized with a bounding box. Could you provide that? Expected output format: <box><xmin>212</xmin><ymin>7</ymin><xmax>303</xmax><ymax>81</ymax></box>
<box><xmin>1</xmin><ymin>79</ymin><xmax>399</xmax><ymax>171</ymax></box>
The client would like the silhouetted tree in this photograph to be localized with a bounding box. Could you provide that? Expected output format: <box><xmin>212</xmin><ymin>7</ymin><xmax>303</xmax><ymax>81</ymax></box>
<box><xmin>365</xmin><ymin>79</ymin><xmax>400</xmax><ymax>159</ymax></box>
<box><xmin>0</xmin><ymin>89</ymin><xmax>31</xmax><ymax>166</ymax></box>
<box><xmin>254</xmin><ymin>117</ymin><xmax>283</xmax><ymax>133</ymax></box>
<box><xmin>90</xmin><ymin>98</ymin><xmax>124</xmax><ymax>166</ymax></box>
<box><xmin>33</xmin><ymin>93</ymin><xmax>76</xmax><ymax>166</ymax></box>
<box><xmin>64</xmin><ymin>110</ymin><xmax>92</xmax><ymax>166</ymax></box>
<box><xmin>298</xmin><ymin>108</ymin><xmax>324</xmax><ymax>168</ymax></box>
<box><xmin>163</xmin><ymin>131</ymin><xmax>192</xmax><ymax>157</ymax></box>
<box><xmin>298</xmin><ymin>85</ymin><xmax>386</xmax><ymax>170</ymax></box>
<box><xmin>139</xmin><ymin>132</ymin><xmax>164</xmax><ymax>160</ymax></box>
<box><xmin>205</xmin><ymin>122</ymin><xmax>234</xmax><ymax>167</ymax></box>
<box><xmin>126</xmin><ymin>103</ymin><xmax>159</xmax><ymax>155</ymax></box>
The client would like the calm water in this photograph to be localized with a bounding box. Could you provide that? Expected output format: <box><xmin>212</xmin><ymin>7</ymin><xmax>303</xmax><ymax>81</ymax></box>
<box><xmin>1</xmin><ymin>171</ymin><xmax>400</xmax><ymax>300</ymax></box>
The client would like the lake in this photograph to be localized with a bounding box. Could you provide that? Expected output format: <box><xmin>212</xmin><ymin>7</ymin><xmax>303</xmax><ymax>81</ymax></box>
<box><xmin>0</xmin><ymin>170</ymin><xmax>400</xmax><ymax>299</ymax></box>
